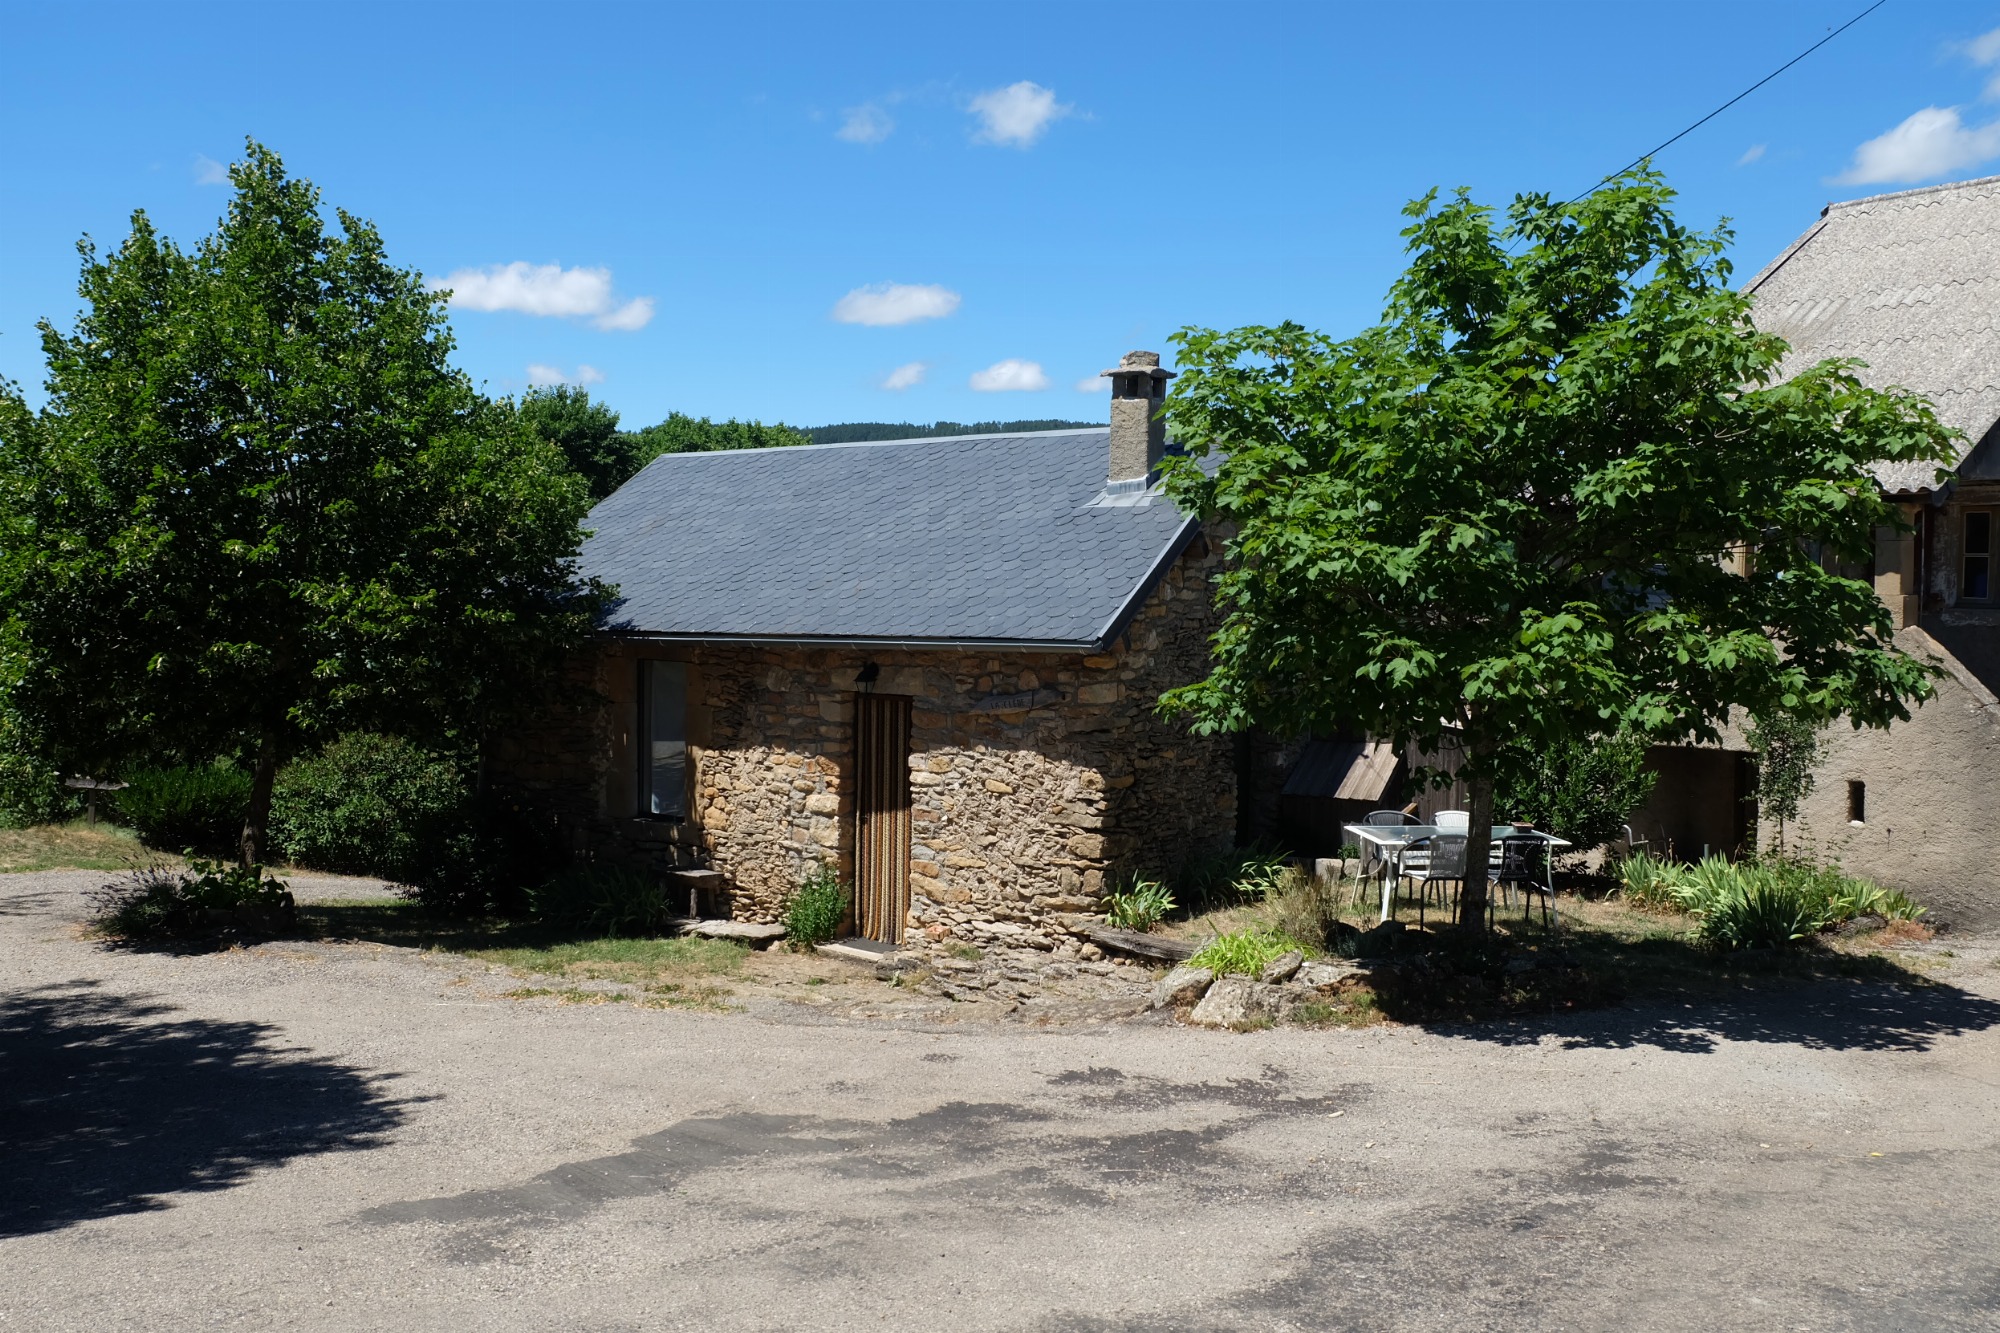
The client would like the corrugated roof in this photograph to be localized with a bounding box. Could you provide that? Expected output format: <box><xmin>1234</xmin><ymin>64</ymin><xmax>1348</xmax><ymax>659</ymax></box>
<box><xmin>1745</xmin><ymin>174</ymin><xmax>2000</xmax><ymax>494</ymax></box>
<box><xmin>1281</xmin><ymin>739</ymin><xmax>1399</xmax><ymax>803</ymax></box>
<box><xmin>578</xmin><ymin>428</ymin><xmax>1199</xmax><ymax>648</ymax></box>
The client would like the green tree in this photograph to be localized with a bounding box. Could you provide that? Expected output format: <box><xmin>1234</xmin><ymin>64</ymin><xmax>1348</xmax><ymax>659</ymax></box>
<box><xmin>0</xmin><ymin>141</ymin><xmax>607</xmax><ymax>866</ymax></box>
<box><xmin>519</xmin><ymin>385</ymin><xmax>635</xmax><ymax>501</ymax></box>
<box><xmin>1493</xmin><ymin>730</ymin><xmax>1656</xmax><ymax>861</ymax></box>
<box><xmin>1744</xmin><ymin>710</ymin><xmax>1826</xmax><ymax>851</ymax></box>
<box><xmin>625</xmin><ymin>411</ymin><xmax>807</xmax><ymax>464</ymax></box>
<box><xmin>1159</xmin><ymin>170</ymin><xmax>1953</xmax><ymax>928</ymax></box>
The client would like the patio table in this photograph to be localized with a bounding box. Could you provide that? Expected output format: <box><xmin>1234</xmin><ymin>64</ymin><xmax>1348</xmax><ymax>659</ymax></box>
<box><xmin>1342</xmin><ymin>824</ymin><xmax>1574</xmax><ymax>922</ymax></box>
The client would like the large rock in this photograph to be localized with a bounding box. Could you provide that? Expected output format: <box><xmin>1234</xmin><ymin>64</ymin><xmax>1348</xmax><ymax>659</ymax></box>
<box><xmin>1296</xmin><ymin>959</ymin><xmax>1362</xmax><ymax>988</ymax></box>
<box><xmin>1188</xmin><ymin>975</ymin><xmax>1284</xmax><ymax>1028</ymax></box>
<box><xmin>1150</xmin><ymin>964</ymin><xmax>1216</xmax><ymax>1010</ymax></box>
<box><xmin>1259</xmin><ymin>950</ymin><xmax>1304</xmax><ymax>984</ymax></box>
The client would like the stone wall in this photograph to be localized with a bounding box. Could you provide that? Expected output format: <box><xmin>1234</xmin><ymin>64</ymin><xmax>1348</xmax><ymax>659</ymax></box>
<box><xmin>491</xmin><ymin>535</ymin><xmax>1237</xmax><ymax>951</ymax></box>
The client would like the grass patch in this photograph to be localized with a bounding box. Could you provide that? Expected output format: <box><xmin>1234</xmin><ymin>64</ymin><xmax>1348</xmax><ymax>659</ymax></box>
<box><xmin>1290</xmin><ymin>992</ymin><xmax>1382</xmax><ymax>1029</ymax></box>
<box><xmin>499</xmin><ymin>981</ymin><xmax>733</xmax><ymax>1011</ymax></box>
<box><xmin>472</xmin><ymin>934</ymin><xmax>748</xmax><ymax>985</ymax></box>
<box><xmin>0</xmin><ymin>822</ymin><xmax>164</xmax><ymax>873</ymax></box>
<box><xmin>291</xmin><ymin>900</ymin><xmax>752</xmax><ymax>992</ymax></box>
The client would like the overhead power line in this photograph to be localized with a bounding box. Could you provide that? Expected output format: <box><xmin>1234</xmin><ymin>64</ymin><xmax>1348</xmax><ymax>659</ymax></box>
<box><xmin>1573</xmin><ymin>0</ymin><xmax>1889</xmax><ymax>202</ymax></box>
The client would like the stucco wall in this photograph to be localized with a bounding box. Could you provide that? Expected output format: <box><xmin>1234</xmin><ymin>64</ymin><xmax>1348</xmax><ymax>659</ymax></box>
<box><xmin>491</xmin><ymin>537</ymin><xmax>1236</xmax><ymax>951</ymax></box>
<box><xmin>1786</xmin><ymin>624</ymin><xmax>2000</xmax><ymax>929</ymax></box>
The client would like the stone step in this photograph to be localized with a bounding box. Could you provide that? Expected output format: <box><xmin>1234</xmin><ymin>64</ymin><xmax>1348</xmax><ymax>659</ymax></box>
<box><xmin>816</xmin><ymin>937</ymin><xmax>899</xmax><ymax>964</ymax></box>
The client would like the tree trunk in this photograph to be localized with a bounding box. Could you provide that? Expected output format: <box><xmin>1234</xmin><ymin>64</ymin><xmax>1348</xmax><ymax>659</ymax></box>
<box><xmin>1456</xmin><ymin>761</ymin><xmax>1496</xmax><ymax>931</ymax></box>
<box><xmin>240</xmin><ymin>732</ymin><xmax>280</xmax><ymax>868</ymax></box>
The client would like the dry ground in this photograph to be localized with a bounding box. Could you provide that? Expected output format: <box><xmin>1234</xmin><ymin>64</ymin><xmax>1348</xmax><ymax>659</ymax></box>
<box><xmin>7</xmin><ymin>862</ymin><xmax>2000</xmax><ymax>1331</ymax></box>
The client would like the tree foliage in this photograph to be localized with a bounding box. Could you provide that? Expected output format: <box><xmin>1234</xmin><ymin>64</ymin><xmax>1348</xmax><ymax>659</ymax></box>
<box><xmin>1158</xmin><ymin>170</ymin><xmax>1954</xmax><ymax>926</ymax></box>
<box><xmin>0</xmin><ymin>141</ymin><xmax>607</xmax><ymax>864</ymax></box>
<box><xmin>519</xmin><ymin>384</ymin><xmax>634</xmax><ymax>501</ymax></box>
<box><xmin>1493</xmin><ymin>730</ymin><xmax>1656</xmax><ymax>859</ymax></box>
<box><xmin>626</xmin><ymin>412</ymin><xmax>807</xmax><ymax>466</ymax></box>
<box><xmin>1744</xmin><ymin>710</ymin><xmax>1826</xmax><ymax>849</ymax></box>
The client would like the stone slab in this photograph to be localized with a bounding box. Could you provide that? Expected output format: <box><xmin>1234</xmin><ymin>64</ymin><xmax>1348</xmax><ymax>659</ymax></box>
<box><xmin>680</xmin><ymin>920</ymin><xmax>786</xmax><ymax>943</ymax></box>
<box><xmin>817</xmin><ymin>938</ymin><xmax>899</xmax><ymax>964</ymax></box>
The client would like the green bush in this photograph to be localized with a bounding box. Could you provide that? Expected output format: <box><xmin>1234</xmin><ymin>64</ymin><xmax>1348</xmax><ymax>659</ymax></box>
<box><xmin>784</xmin><ymin>863</ymin><xmax>848</xmax><ymax>946</ymax></box>
<box><xmin>1617</xmin><ymin>851</ymin><xmax>1923</xmax><ymax>949</ymax></box>
<box><xmin>115</xmin><ymin>765</ymin><xmax>252</xmax><ymax>856</ymax></box>
<box><xmin>88</xmin><ymin>858</ymin><xmax>294</xmax><ymax>939</ymax></box>
<box><xmin>527</xmin><ymin>866</ymin><xmax>679</xmax><ymax>937</ymax></box>
<box><xmin>1103</xmin><ymin>874</ymin><xmax>1176</xmax><ymax>931</ymax></box>
<box><xmin>1494</xmin><ymin>729</ymin><xmax>1657</xmax><ymax>857</ymax></box>
<box><xmin>1269</xmin><ymin>871</ymin><xmax>1351</xmax><ymax>953</ymax></box>
<box><xmin>269</xmin><ymin>733</ymin><xmax>467</xmax><ymax>881</ymax></box>
<box><xmin>1189</xmin><ymin>928</ymin><xmax>1307</xmax><ymax>976</ymax></box>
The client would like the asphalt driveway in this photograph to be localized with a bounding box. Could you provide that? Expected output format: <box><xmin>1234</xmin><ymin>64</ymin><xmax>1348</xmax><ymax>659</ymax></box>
<box><xmin>5</xmin><ymin>868</ymin><xmax>2000</xmax><ymax>1332</ymax></box>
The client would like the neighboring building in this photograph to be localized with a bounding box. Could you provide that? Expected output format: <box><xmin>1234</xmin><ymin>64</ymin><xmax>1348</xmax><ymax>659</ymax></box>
<box><xmin>1637</xmin><ymin>175</ymin><xmax>2000</xmax><ymax>926</ymax></box>
<box><xmin>494</xmin><ymin>352</ymin><xmax>1260</xmax><ymax>952</ymax></box>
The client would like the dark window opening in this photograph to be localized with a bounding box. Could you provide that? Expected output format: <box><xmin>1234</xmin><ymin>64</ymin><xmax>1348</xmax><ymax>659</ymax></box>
<box><xmin>1963</xmin><ymin>511</ymin><xmax>1991</xmax><ymax>601</ymax></box>
<box><xmin>1847</xmin><ymin>779</ymin><xmax>1866</xmax><ymax>825</ymax></box>
<box><xmin>639</xmin><ymin>660</ymin><xmax>687</xmax><ymax>819</ymax></box>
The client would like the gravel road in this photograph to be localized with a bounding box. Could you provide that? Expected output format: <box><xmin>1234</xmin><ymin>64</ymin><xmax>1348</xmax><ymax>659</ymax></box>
<box><xmin>6</xmin><ymin>868</ymin><xmax>2000</xmax><ymax>1331</ymax></box>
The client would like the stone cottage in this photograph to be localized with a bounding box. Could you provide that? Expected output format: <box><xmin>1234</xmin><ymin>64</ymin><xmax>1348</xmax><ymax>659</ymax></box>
<box><xmin>496</xmin><ymin>352</ymin><xmax>1257</xmax><ymax>951</ymax></box>
<box><xmin>1635</xmin><ymin>175</ymin><xmax>2000</xmax><ymax>925</ymax></box>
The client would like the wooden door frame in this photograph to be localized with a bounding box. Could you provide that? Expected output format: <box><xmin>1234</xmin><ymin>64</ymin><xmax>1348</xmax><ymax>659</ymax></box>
<box><xmin>853</xmin><ymin>692</ymin><xmax>912</xmax><ymax>943</ymax></box>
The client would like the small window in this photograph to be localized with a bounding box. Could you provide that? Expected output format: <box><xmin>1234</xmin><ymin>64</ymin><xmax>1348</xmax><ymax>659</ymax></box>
<box><xmin>1963</xmin><ymin>511</ymin><xmax>1992</xmax><ymax>601</ymax></box>
<box><xmin>1847</xmin><ymin>779</ymin><xmax>1866</xmax><ymax>826</ymax></box>
<box><xmin>639</xmin><ymin>660</ymin><xmax>687</xmax><ymax>818</ymax></box>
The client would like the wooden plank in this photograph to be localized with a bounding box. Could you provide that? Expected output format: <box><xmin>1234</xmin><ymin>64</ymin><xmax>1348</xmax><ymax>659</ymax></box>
<box><xmin>1083</xmin><ymin>925</ymin><xmax>1200</xmax><ymax>963</ymax></box>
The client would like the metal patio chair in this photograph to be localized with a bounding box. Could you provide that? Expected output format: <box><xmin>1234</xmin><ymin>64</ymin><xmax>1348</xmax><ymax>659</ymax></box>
<box><xmin>1401</xmin><ymin>832</ymin><xmax>1467</xmax><ymax>927</ymax></box>
<box><xmin>1492</xmin><ymin>835</ymin><xmax>1555</xmax><ymax>927</ymax></box>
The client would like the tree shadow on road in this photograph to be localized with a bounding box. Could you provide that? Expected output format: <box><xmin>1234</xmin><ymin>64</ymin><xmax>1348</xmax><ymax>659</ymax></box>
<box><xmin>0</xmin><ymin>980</ymin><xmax>414</xmax><ymax>1236</ymax></box>
<box><xmin>1424</xmin><ymin>958</ymin><xmax>2000</xmax><ymax>1055</ymax></box>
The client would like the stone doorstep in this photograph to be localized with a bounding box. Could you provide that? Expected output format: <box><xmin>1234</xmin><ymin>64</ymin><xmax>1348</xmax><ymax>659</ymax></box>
<box><xmin>817</xmin><ymin>938</ymin><xmax>900</xmax><ymax>964</ymax></box>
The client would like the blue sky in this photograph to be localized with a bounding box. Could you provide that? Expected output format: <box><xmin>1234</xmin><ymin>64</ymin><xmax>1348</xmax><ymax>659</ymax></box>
<box><xmin>6</xmin><ymin>1</ymin><xmax>2000</xmax><ymax>429</ymax></box>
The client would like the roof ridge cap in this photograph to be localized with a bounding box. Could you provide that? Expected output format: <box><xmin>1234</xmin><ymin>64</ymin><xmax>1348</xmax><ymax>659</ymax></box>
<box><xmin>1823</xmin><ymin>173</ymin><xmax>2000</xmax><ymax>213</ymax></box>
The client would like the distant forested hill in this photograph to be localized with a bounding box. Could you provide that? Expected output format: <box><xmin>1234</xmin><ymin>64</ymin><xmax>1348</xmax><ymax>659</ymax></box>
<box><xmin>806</xmin><ymin>419</ymin><xmax>1099</xmax><ymax>445</ymax></box>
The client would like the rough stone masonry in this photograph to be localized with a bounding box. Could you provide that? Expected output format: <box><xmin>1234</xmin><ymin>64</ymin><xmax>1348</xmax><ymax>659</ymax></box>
<box><xmin>491</xmin><ymin>533</ymin><xmax>1236</xmax><ymax>955</ymax></box>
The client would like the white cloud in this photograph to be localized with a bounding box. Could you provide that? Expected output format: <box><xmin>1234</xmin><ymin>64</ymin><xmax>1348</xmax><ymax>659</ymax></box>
<box><xmin>1076</xmin><ymin>374</ymin><xmax>1109</xmax><ymax>393</ymax></box>
<box><xmin>525</xmin><ymin>363</ymin><xmax>605</xmax><ymax>387</ymax></box>
<box><xmin>831</xmin><ymin>282</ymin><xmax>961</xmax><ymax>326</ymax></box>
<box><xmin>970</xmin><ymin>358</ymin><xmax>1049</xmax><ymax>392</ymax></box>
<box><xmin>881</xmin><ymin>361</ymin><xmax>926</xmax><ymax>390</ymax></box>
<box><xmin>431</xmin><ymin>262</ymin><xmax>655</xmax><ymax>331</ymax></box>
<box><xmin>1958</xmin><ymin>25</ymin><xmax>2000</xmax><ymax>97</ymax></box>
<box><xmin>838</xmin><ymin>103</ymin><xmax>895</xmax><ymax>144</ymax></box>
<box><xmin>1965</xmin><ymin>25</ymin><xmax>2000</xmax><ymax>66</ymax></box>
<box><xmin>193</xmin><ymin>154</ymin><xmax>228</xmax><ymax>185</ymax></box>
<box><xmin>968</xmin><ymin>81</ymin><xmax>1071</xmax><ymax>148</ymax></box>
<box><xmin>1837</xmin><ymin>105</ymin><xmax>2000</xmax><ymax>185</ymax></box>
<box><xmin>1736</xmin><ymin>143</ymin><xmax>1766</xmax><ymax>167</ymax></box>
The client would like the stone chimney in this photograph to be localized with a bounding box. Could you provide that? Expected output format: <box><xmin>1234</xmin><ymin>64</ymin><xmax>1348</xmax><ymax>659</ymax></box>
<box><xmin>1101</xmin><ymin>350</ymin><xmax>1175</xmax><ymax>488</ymax></box>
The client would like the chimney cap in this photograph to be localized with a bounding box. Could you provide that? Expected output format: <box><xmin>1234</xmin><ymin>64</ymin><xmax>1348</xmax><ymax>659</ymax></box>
<box><xmin>1099</xmin><ymin>349</ymin><xmax>1176</xmax><ymax>380</ymax></box>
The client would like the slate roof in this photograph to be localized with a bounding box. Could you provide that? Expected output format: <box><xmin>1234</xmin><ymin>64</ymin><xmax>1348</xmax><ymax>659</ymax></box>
<box><xmin>1745</xmin><ymin>174</ymin><xmax>2000</xmax><ymax>494</ymax></box>
<box><xmin>579</xmin><ymin>428</ymin><xmax>1200</xmax><ymax>649</ymax></box>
